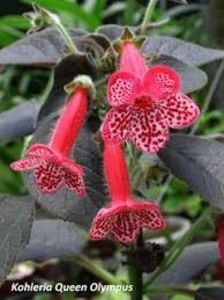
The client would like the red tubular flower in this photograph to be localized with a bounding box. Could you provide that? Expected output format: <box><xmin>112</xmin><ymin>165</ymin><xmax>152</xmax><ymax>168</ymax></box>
<box><xmin>101</xmin><ymin>42</ymin><xmax>200</xmax><ymax>153</ymax></box>
<box><xmin>10</xmin><ymin>77</ymin><xmax>93</xmax><ymax>197</ymax></box>
<box><xmin>89</xmin><ymin>143</ymin><xmax>165</xmax><ymax>244</ymax></box>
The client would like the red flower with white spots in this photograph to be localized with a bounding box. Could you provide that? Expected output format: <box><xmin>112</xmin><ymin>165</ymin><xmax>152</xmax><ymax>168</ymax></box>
<box><xmin>101</xmin><ymin>42</ymin><xmax>200</xmax><ymax>154</ymax></box>
<box><xmin>89</xmin><ymin>144</ymin><xmax>165</xmax><ymax>245</ymax></box>
<box><xmin>10</xmin><ymin>86</ymin><xmax>88</xmax><ymax>197</ymax></box>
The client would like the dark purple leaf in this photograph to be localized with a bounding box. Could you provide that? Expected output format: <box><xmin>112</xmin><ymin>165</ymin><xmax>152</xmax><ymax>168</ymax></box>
<box><xmin>143</xmin><ymin>36</ymin><xmax>224</xmax><ymax>66</ymax></box>
<box><xmin>0</xmin><ymin>28</ymin><xmax>85</xmax><ymax>66</ymax></box>
<box><xmin>97</xmin><ymin>24</ymin><xmax>123</xmax><ymax>41</ymax></box>
<box><xmin>37</xmin><ymin>53</ymin><xmax>98</xmax><ymax>122</ymax></box>
<box><xmin>195</xmin><ymin>287</ymin><xmax>224</xmax><ymax>300</ymax></box>
<box><xmin>0</xmin><ymin>100</ymin><xmax>40</xmax><ymax>142</ymax></box>
<box><xmin>171</xmin><ymin>0</ymin><xmax>188</xmax><ymax>4</ymax></box>
<box><xmin>19</xmin><ymin>219</ymin><xmax>86</xmax><ymax>261</ymax></box>
<box><xmin>159</xmin><ymin>135</ymin><xmax>224</xmax><ymax>210</ymax></box>
<box><xmin>155</xmin><ymin>242</ymin><xmax>219</xmax><ymax>286</ymax></box>
<box><xmin>0</xmin><ymin>195</ymin><xmax>35</xmax><ymax>285</ymax></box>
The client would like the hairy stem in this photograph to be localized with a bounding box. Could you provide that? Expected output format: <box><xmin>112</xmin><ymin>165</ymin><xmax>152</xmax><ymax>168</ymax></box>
<box><xmin>53</xmin><ymin>20</ymin><xmax>79</xmax><ymax>55</ymax></box>
<box><xmin>128</xmin><ymin>231</ymin><xmax>143</xmax><ymax>300</ymax></box>
<box><xmin>140</xmin><ymin>0</ymin><xmax>158</xmax><ymax>35</ymax></box>
<box><xmin>38</xmin><ymin>5</ymin><xmax>79</xmax><ymax>54</ymax></box>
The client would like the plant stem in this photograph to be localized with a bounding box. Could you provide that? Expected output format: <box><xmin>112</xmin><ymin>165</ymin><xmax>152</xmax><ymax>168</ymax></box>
<box><xmin>135</xmin><ymin>17</ymin><xmax>170</xmax><ymax>34</ymax></box>
<box><xmin>144</xmin><ymin>206</ymin><xmax>213</xmax><ymax>288</ymax></box>
<box><xmin>156</xmin><ymin>58</ymin><xmax>224</xmax><ymax>205</ymax></box>
<box><xmin>128</xmin><ymin>248</ymin><xmax>137</xmax><ymax>300</ymax></box>
<box><xmin>128</xmin><ymin>231</ymin><xmax>143</xmax><ymax>300</ymax></box>
<box><xmin>73</xmin><ymin>254</ymin><xmax>124</xmax><ymax>286</ymax></box>
<box><xmin>145</xmin><ymin>285</ymin><xmax>195</xmax><ymax>297</ymax></box>
<box><xmin>136</xmin><ymin>232</ymin><xmax>144</xmax><ymax>300</ymax></box>
<box><xmin>140</xmin><ymin>0</ymin><xmax>158</xmax><ymax>35</ymax></box>
<box><xmin>37</xmin><ymin>5</ymin><xmax>79</xmax><ymax>54</ymax></box>
<box><xmin>52</xmin><ymin>19</ymin><xmax>79</xmax><ymax>55</ymax></box>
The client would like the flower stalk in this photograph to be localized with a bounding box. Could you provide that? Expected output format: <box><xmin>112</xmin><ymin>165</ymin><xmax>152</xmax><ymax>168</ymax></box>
<box><xmin>140</xmin><ymin>0</ymin><xmax>158</xmax><ymax>35</ymax></box>
<box><xmin>128</xmin><ymin>232</ymin><xmax>144</xmax><ymax>300</ymax></box>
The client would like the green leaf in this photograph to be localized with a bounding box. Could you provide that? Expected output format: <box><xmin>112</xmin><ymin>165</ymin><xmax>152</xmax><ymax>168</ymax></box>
<box><xmin>143</xmin><ymin>36</ymin><xmax>224</xmax><ymax>66</ymax></box>
<box><xmin>0</xmin><ymin>15</ymin><xmax>30</xmax><ymax>29</ymax></box>
<box><xmin>171</xmin><ymin>296</ymin><xmax>193</xmax><ymax>300</ymax></box>
<box><xmin>34</xmin><ymin>295</ymin><xmax>51</xmax><ymax>300</ymax></box>
<box><xmin>62</xmin><ymin>293</ymin><xmax>76</xmax><ymax>300</ymax></box>
<box><xmin>159</xmin><ymin>134</ymin><xmax>224</xmax><ymax>210</ymax></box>
<box><xmin>162</xmin><ymin>196</ymin><xmax>183</xmax><ymax>214</ymax></box>
<box><xmin>0</xmin><ymin>29</ymin><xmax>20</xmax><ymax>47</ymax></box>
<box><xmin>185</xmin><ymin>195</ymin><xmax>202</xmax><ymax>217</ymax></box>
<box><xmin>103</xmin><ymin>2</ymin><xmax>126</xmax><ymax>19</ymax></box>
<box><xmin>92</xmin><ymin>0</ymin><xmax>107</xmax><ymax>20</ymax></box>
<box><xmin>22</xmin><ymin>0</ymin><xmax>100</xmax><ymax>30</ymax></box>
<box><xmin>0</xmin><ymin>195</ymin><xmax>35</xmax><ymax>286</ymax></box>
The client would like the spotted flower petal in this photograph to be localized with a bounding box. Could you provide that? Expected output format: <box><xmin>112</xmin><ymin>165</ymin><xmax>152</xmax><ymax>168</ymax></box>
<box><xmin>61</xmin><ymin>159</ymin><xmax>84</xmax><ymax>176</ymax></box>
<box><xmin>10</xmin><ymin>157</ymin><xmax>41</xmax><ymax>171</ymax></box>
<box><xmin>110</xmin><ymin>210</ymin><xmax>141</xmax><ymax>244</ymax></box>
<box><xmin>90</xmin><ymin>207</ymin><xmax>141</xmax><ymax>244</ymax></box>
<box><xmin>65</xmin><ymin>170</ymin><xmax>86</xmax><ymax>197</ymax></box>
<box><xmin>89</xmin><ymin>208</ymin><xmax>111</xmax><ymax>240</ymax></box>
<box><xmin>132</xmin><ymin>202</ymin><xmax>166</xmax><ymax>230</ymax></box>
<box><xmin>130</xmin><ymin>108</ymin><xmax>169</xmax><ymax>154</ymax></box>
<box><xmin>33</xmin><ymin>161</ymin><xmax>65</xmax><ymax>194</ymax></box>
<box><xmin>107</xmin><ymin>71</ymin><xmax>140</xmax><ymax>107</ymax></box>
<box><xmin>27</xmin><ymin>144</ymin><xmax>55</xmax><ymax>157</ymax></box>
<box><xmin>101</xmin><ymin>106</ymin><xmax>132</xmax><ymax>144</ymax></box>
<box><xmin>89</xmin><ymin>202</ymin><xmax>165</xmax><ymax>245</ymax></box>
<box><xmin>158</xmin><ymin>92</ymin><xmax>200</xmax><ymax>129</ymax></box>
<box><xmin>142</xmin><ymin>65</ymin><xmax>180</xmax><ymax>100</ymax></box>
